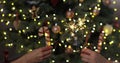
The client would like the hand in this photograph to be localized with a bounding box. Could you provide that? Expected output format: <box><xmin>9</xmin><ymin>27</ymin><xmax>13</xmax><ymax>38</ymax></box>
<box><xmin>11</xmin><ymin>46</ymin><xmax>53</xmax><ymax>63</ymax></box>
<box><xmin>80</xmin><ymin>48</ymin><xmax>112</xmax><ymax>63</ymax></box>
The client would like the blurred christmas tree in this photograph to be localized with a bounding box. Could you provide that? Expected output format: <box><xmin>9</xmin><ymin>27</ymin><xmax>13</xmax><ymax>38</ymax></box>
<box><xmin>0</xmin><ymin>0</ymin><xmax>120</xmax><ymax>63</ymax></box>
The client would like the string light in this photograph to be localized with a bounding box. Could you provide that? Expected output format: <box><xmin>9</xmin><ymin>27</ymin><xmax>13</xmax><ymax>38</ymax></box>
<box><xmin>92</xmin><ymin>15</ymin><xmax>95</xmax><ymax>18</ymax></box>
<box><xmin>53</xmin><ymin>14</ymin><xmax>56</xmax><ymax>16</ymax></box>
<box><xmin>71</xmin><ymin>32</ymin><xmax>75</xmax><ymax>36</ymax></box>
<box><xmin>9</xmin><ymin>28</ymin><xmax>12</xmax><ymax>31</ymax></box>
<box><xmin>8</xmin><ymin>13</ymin><xmax>12</xmax><ymax>17</ymax></box>
<box><xmin>65</xmin><ymin>45</ymin><xmax>67</xmax><ymax>48</ymax></box>
<box><xmin>75</xmin><ymin>13</ymin><xmax>78</xmax><ymax>15</ymax></box>
<box><xmin>116</xmin><ymin>54</ymin><xmax>119</xmax><ymax>57</ymax></box>
<box><xmin>29</xmin><ymin>10</ymin><xmax>32</xmax><ymax>13</ymax></box>
<box><xmin>21</xmin><ymin>45</ymin><xmax>24</xmax><ymax>48</ymax></box>
<box><xmin>19</xmin><ymin>9</ymin><xmax>23</xmax><ymax>12</ymax></box>
<box><xmin>26</xmin><ymin>27</ymin><xmax>29</xmax><ymax>30</ymax></box>
<box><xmin>115</xmin><ymin>17</ymin><xmax>119</xmax><ymax>20</ymax></box>
<box><xmin>100</xmin><ymin>23</ymin><xmax>103</xmax><ymax>26</ymax></box>
<box><xmin>46</xmin><ymin>15</ymin><xmax>49</xmax><ymax>18</ymax></box>
<box><xmin>73</xmin><ymin>50</ymin><xmax>76</xmax><ymax>52</ymax></box>
<box><xmin>65</xmin><ymin>28</ymin><xmax>68</xmax><ymax>31</ymax></box>
<box><xmin>95</xmin><ymin>49</ymin><xmax>98</xmax><ymax>52</ymax></box>
<box><xmin>69</xmin><ymin>18</ymin><xmax>72</xmax><ymax>21</ymax></box>
<box><xmin>63</xmin><ymin>0</ymin><xmax>66</xmax><ymax>2</ymax></box>
<box><xmin>2</xmin><ymin>14</ymin><xmax>5</xmax><ymax>17</ymax></box>
<box><xmin>27</xmin><ymin>36</ymin><xmax>30</xmax><ymax>39</ymax></box>
<box><xmin>51</xmin><ymin>42</ymin><xmax>54</xmax><ymax>45</ymax></box>
<box><xmin>113</xmin><ymin>29</ymin><xmax>116</xmax><ymax>32</ymax></box>
<box><xmin>3</xmin><ymin>32</ymin><xmax>7</xmax><ymax>35</ymax></box>
<box><xmin>103</xmin><ymin>42</ymin><xmax>106</xmax><ymax>45</ymax></box>
<box><xmin>114</xmin><ymin>8</ymin><xmax>118</xmax><ymax>12</ymax></box>
<box><xmin>109</xmin><ymin>41</ymin><xmax>114</xmax><ymax>45</ymax></box>
<box><xmin>59</xmin><ymin>43</ymin><xmax>62</xmax><ymax>46</ymax></box>
<box><xmin>97</xmin><ymin>0</ymin><xmax>101</xmax><ymax>3</ymax></box>
<box><xmin>6</xmin><ymin>43</ymin><xmax>13</xmax><ymax>47</ymax></box>
<box><xmin>30</xmin><ymin>35</ymin><xmax>33</xmax><ymax>38</ymax></box>
<box><xmin>34</xmin><ymin>35</ymin><xmax>37</xmax><ymax>38</ymax></box>
<box><xmin>3</xmin><ymin>0</ymin><xmax>6</xmax><ymax>3</ymax></box>
<box><xmin>51</xmin><ymin>39</ymin><xmax>53</xmax><ymax>42</ymax></box>
<box><xmin>108</xmin><ymin>58</ymin><xmax>111</xmax><ymax>60</ymax></box>
<box><xmin>89</xmin><ymin>8</ymin><xmax>92</xmax><ymax>10</ymax></box>
<box><xmin>22</xmin><ymin>30</ymin><xmax>26</xmax><ymax>33</ymax></box>
<box><xmin>97</xmin><ymin>4</ymin><xmax>100</xmax><ymax>7</ymax></box>
<box><xmin>115</xmin><ymin>60</ymin><xmax>119</xmax><ymax>62</ymax></box>
<box><xmin>0</xmin><ymin>8</ymin><xmax>3</xmax><ymax>12</ymax></box>
<box><xmin>66</xmin><ymin>60</ymin><xmax>69</xmax><ymax>62</ymax></box>
<box><xmin>38</xmin><ymin>41</ymin><xmax>41</xmax><ymax>44</ymax></box>
<box><xmin>61</xmin><ymin>20</ymin><xmax>64</xmax><ymax>23</ymax></box>
<box><xmin>93</xmin><ymin>46</ymin><xmax>96</xmax><ymax>49</ymax></box>
<box><xmin>53</xmin><ymin>17</ymin><xmax>57</xmax><ymax>20</ymax></box>
<box><xmin>79</xmin><ymin>3</ymin><xmax>82</xmax><ymax>6</ymax></box>
<box><xmin>12</xmin><ymin>7</ymin><xmax>16</xmax><ymax>10</ymax></box>
<box><xmin>38</xmin><ymin>22</ymin><xmax>41</xmax><ymax>26</ymax></box>
<box><xmin>4</xmin><ymin>37</ymin><xmax>7</xmax><ymax>40</ymax></box>
<box><xmin>6</xmin><ymin>21</ymin><xmax>10</xmax><ymax>25</ymax></box>
<box><xmin>34</xmin><ymin>19</ymin><xmax>37</xmax><ymax>21</ymax></box>
<box><xmin>86</xmin><ymin>20</ymin><xmax>90</xmax><ymax>22</ymax></box>
<box><xmin>37</xmin><ymin>16</ymin><xmax>40</xmax><ymax>18</ymax></box>
<box><xmin>104</xmin><ymin>36</ymin><xmax>107</xmax><ymax>39</ymax></box>
<box><xmin>91</xmin><ymin>30</ymin><xmax>95</xmax><ymax>33</ymax></box>
<box><xmin>22</xmin><ymin>14</ymin><xmax>25</xmax><ymax>17</ymax></box>
<box><xmin>9</xmin><ymin>43</ymin><xmax>13</xmax><ymax>47</ymax></box>
<box><xmin>113</xmin><ymin>1</ymin><xmax>117</xmax><ymax>4</ymax></box>
<box><xmin>1</xmin><ymin>19</ymin><xmax>4</xmax><ymax>22</ymax></box>
<box><xmin>52</xmin><ymin>49</ymin><xmax>55</xmax><ymax>52</ymax></box>
<box><xmin>84</xmin><ymin>35</ymin><xmax>86</xmax><ymax>37</ymax></box>
<box><xmin>11</xmin><ymin>2</ymin><xmax>14</xmax><ymax>5</ymax></box>
<box><xmin>47</xmin><ymin>21</ymin><xmax>50</xmax><ymax>25</ymax></box>
<box><xmin>93</xmin><ymin>28</ymin><xmax>95</xmax><ymax>30</ymax></box>
<box><xmin>18</xmin><ymin>30</ymin><xmax>22</xmax><ymax>34</ymax></box>
<box><xmin>61</xmin><ymin>40</ymin><xmax>64</xmax><ymax>43</ymax></box>
<box><xmin>80</xmin><ymin>46</ymin><xmax>83</xmax><ymax>48</ymax></box>
<box><xmin>105</xmin><ymin>47</ymin><xmax>108</xmax><ymax>50</ymax></box>
<box><xmin>52</xmin><ymin>60</ymin><xmax>55</xmax><ymax>63</ymax></box>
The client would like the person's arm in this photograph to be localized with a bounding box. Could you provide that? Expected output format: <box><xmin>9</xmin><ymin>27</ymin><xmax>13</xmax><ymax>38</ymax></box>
<box><xmin>80</xmin><ymin>48</ymin><xmax>114</xmax><ymax>63</ymax></box>
<box><xmin>11</xmin><ymin>46</ymin><xmax>52</xmax><ymax>63</ymax></box>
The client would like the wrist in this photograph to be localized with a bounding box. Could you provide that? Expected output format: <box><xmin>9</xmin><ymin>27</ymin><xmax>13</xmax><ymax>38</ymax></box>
<box><xmin>11</xmin><ymin>55</ymin><xmax>27</xmax><ymax>63</ymax></box>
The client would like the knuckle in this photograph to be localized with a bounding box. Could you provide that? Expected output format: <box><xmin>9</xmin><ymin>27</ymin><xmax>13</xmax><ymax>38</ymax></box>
<box><xmin>40</xmin><ymin>57</ymin><xmax>43</xmax><ymax>60</ymax></box>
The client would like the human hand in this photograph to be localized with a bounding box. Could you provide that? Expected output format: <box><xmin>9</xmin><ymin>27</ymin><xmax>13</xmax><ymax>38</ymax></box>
<box><xmin>80</xmin><ymin>48</ymin><xmax>112</xmax><ymax>63</ymax></box>
<box><xmin>11</xmin><ymin>46</ymin><xmax>53</xmax><ymax>63</ymax></box>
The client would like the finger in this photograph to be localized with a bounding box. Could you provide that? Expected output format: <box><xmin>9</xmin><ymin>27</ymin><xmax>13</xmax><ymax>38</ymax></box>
<box><xmin>81</xmin><ymin>57</ymin><xmax>89</xmax><ymax>63</ymax></box>
<box><xmin>36</xmin><ymin>54</ymin><xmax>51</xmax><ymax>62</ymax></box>
<box><xmin>81</xmin><ymin>53</ymin><xmax>90</xmax><ymax>59</ymax></box>
<box><xmin>39</xmin><ymin>54</ymin><xmax>51</xmax><ymax>61</ymax></box>
<box><xmin>40</xmin><ymin>46</ymin><xmax>53</xmax><ymax>52</ymax></box>
<box><xmin>43</xmin><ymin>54</ymin><xmax>51</xmax><ymax>59</ymax></box>
<box><xmin>42</xmin><ymin>50</ymin><xmax>52</xmax><ymax>57</ymax></box>
<box><xmin>81</xmin><ymin>48</ymin><xmax>94</xmax><ymax>55</ymax></box>
<box><xmin>81</xmin><ymin>48</ymin><xmax>90</xmax><ymax>55</ymax></box>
